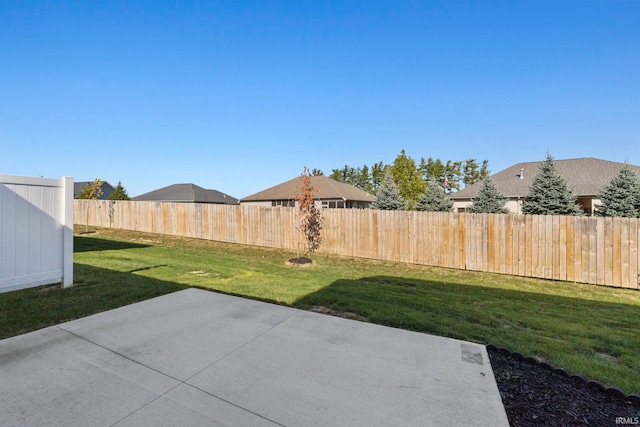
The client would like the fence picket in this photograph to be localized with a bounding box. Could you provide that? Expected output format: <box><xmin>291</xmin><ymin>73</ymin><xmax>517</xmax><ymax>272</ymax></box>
<box><xmin>75</xmin><ymin>200</ymin><xmax>640</xmax><ymax>289</ymax></box>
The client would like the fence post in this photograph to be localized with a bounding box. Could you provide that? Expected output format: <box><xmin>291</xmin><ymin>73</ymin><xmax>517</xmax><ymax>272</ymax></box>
<box><xmin>62</xmin><ymin>176</ymin><xmax>74</xmax><ymax>288</ymax></box>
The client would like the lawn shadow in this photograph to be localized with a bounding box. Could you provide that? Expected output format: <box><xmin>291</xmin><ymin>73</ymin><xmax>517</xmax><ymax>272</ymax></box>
<box><xmin>0</xmin><ymin>264</ymin><xmax>187</xmax><ymax>340</ymax></box>
<box><xmin>74</xmin><ymin>235</ymin><xmax>150</xmax><ymax>253</ymax></box>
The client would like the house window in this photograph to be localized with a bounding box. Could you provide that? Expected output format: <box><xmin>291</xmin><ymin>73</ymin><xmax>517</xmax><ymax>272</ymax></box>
<box><xmin>272</xmin><ymin>200</ymin><xmax>295</xmax><ymax>207</ymax></box>
<box><xmin>321</xmin><ymin>200</ymin><xmax>346</xmax><ymax>209</ymax></box>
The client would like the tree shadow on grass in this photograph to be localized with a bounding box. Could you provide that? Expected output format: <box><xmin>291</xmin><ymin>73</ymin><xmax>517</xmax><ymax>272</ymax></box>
<box><xmin>293</xmin><ymin>275</ymin><xmax>640</xmax><ymax>394</ymax></box>
<box><xmin>74</xmin><ymin>235</ymin><xmax>150</xmax><ymax>253</ymax></box>
<box><xmin>0</xmin><ymin>264</ymin><xmax>187</xmax><ymax>340</ymax></box>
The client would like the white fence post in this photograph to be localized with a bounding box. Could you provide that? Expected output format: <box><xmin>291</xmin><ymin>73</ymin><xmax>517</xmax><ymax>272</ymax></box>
<box><xmin>62</xmin><ymin>176</ymin><xmax>74</xmax><ymax>288</ymax></box>
<box><xmin>0</xmin><ymin>174</ymin><xmax>74</xmax><ymax>293</ymax></box>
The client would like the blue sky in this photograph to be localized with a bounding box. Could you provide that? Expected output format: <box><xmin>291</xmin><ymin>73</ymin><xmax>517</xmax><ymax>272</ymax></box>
<box><xmin>2</xmin><ymin>1</ymin><xmax>638</xmax><ymax>199</ymax></box>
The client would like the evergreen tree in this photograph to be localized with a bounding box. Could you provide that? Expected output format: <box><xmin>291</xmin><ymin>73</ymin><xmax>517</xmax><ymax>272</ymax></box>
<box><xmin>370</xmin><ymin>161</ymin><xmax>386</xmax><ymax>193</ymax></box>
<box><xmin>479</xmin><ymin>159</ymin><xmax>490</xmax><ymax>181</ymax></box>
<box><xmin>595</xmin><ymin>164</ymin><xmax>640</xmax><ymax>218</ymax></box>
<box><xmin>416</xmin><ymin>184</ymin><xmax>453</xmax><ymax>212</ymax></box>
<box><xmin>417</xmin><ymin>157</ymin><xmax>462</xmax><ymax>193</ymax></box>
<box><xmin>329</xmin><ymin>165</ymin><xmax>355</xmax><ymax>183</ymax></box>
<box><xmin>443</xmin><ymin>160</ymin><xmax>462</xmax><ymax>193</ymax></box>
<box><xmin>419</xmin><ymin>157</ymin><xmax>445</xmax><ymax>187</ymax></box>
<box><xmin>371</xmin><ymin>171</ymin><xmax>406</xmax><ymax>210</ymax></box>
<box><xmin>108</xmin><ymin>181</ymin><xmax>130</xmax><ymax>200</ymax></box>
<box><xmin>330</xmin><ymin>164</ymin><xmax>373</xmax><ymax>193</ymax></box>
<box><xmin>522</xmin><ymin>154</ymin><xmax>583</xmax><ymax>216</ymax></box>
<box><xmin>467</xmin><ymin>178</ymin><xmax>508</xmax><ymax>214</ymax></box>
<box><xmin>463</xmin><ymin>158</ymin><xmax>490</xmax><ymax>187</ymax></box>
<box><xmin>390</xmin><ymin>150</ymin><xmax>426</xmax><ymax>209</ymax></box>
<box><xmin>354</xmin><ymin>165</ymin><xmax>372</xmax><ymax>193</ymax></box>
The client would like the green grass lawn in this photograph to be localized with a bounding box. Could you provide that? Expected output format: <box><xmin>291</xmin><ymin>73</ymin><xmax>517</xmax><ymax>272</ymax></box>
<box><xmin>2</xmin><ymin>226</ymin><xmax>640</xmax><ymax>394</ymax></box>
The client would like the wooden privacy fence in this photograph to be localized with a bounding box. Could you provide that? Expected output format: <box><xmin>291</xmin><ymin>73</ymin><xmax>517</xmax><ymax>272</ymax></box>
<box><xmin>75</xmin><ymin>200</ymin><xmax>640</xmax><ymax>289</ymax></box>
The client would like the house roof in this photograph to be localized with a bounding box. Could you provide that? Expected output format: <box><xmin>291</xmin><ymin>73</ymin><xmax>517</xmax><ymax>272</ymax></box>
<box><xmin>450</xmin><ymin>158</ymin><xmax>640</xmax><ymax>200</ymax></box>
<box><xmin>241</xmin><ymin>175</ymin><xmax>376</xmax><ymax>203</ymax></box>
<box><xmin>74</xmin><ymin>181</ymin><xmax>115</xmax><ymax>200</ymax></box>
<box><xmin>133</xmin><ymin>184</ymin><xmax>239</xmax><ymax>204</ymax></box>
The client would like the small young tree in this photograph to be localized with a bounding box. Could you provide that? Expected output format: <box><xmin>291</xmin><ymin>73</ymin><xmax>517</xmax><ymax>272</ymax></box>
<box><xmin>293</xmin><ymin>167</ymin><xmax>323</xmax><ymax>260</ymax></box>
<box><xmin>416</xmin><ymin>184</ymin><xmax>453</xmax><ymax>212</ymax></box>
<box><xmin>108</xmin><ymin>200</ymin><xmax>116</xmax><ymax>228</ymax></box>
<box><xmin>79</xmin><ymin>178</ymin><xmax>104</xmax><ymax>232</ymax></box>
<box><xmin>522</xmin><ymin>153</ymin><xmax>583</xmax><ymax>216</ymax></box>
<box><xmin>467</xmin><ymin>178</ymin><xmax>508</xmax><ymax>214</ymax></box>
<box><xmin>108</xmin><ymin>181</ymin><xmax>130</xmax><ymax>200</ymax></box>
<box><xmin>595</xmin><ymin>164</ymin><xmax>640</xmax><ymax>218</ymax></box>
<box><xmin>371</xmin><ymin>170</ymin><xmax>406</xmax><ymax>210</ymax></box>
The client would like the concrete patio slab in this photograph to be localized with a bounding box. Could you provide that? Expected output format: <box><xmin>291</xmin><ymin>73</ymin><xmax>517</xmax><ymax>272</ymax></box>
<box><xmin>0</xmin><ymin>288</ymin><xmax>509</xmax><ymax>427</ymax></box>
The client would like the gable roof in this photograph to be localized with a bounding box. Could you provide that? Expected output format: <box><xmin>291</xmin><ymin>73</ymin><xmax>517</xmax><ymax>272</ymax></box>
<box><xmin>450</xmin><ymin>158</ymin><xmax>640</xmax><ymax>200</ymax></box>
<box><xmin>241</xmin><ymin>175</ymin><xmax>376</xmax><ymax>203</ymax></box>
<box><xmin>133</xmin><ymin>184</ymin><xmax>239</xmax><ymax>204</ymax></box>
<box><xmin>74</xmin><ymin>181</ymin><xmax>115</xmax><ymax>199</ymax></box>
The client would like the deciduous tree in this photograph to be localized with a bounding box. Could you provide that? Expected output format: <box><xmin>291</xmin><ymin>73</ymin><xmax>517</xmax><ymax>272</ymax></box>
<box><xmin>294</xmin><ymin>167</ymin><xmax>323</xmax><ymax>258</ymax></box>
<box><xmin>79</xmin><ymin>178</ymin><xmax>103</xmax><ymax>232</ymax></box>
<box><xmin>391</xmin><ymin>150</ymin><xmax>426</xmax><ymax>209</ymax></box>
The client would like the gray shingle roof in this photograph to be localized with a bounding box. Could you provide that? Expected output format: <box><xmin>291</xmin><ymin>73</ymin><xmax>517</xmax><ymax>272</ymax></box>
<box><xmin>133</xmin><ymin>184</ymin><xmax>239</xmax><ymax>204</ymax></box>
<box><xmin>450</xmin><ymin>158</ymin><xmax>640</xmax><ymax>200</ymax></box>
<box><xmin>74</xmin><ymin>181</ymin><xmax>115</xmax><ymax>199</ymax></box>
<box><xmin>241</xmin><ymin>175</ymin><xmax>376</xmax><ymax>203</ymax></box>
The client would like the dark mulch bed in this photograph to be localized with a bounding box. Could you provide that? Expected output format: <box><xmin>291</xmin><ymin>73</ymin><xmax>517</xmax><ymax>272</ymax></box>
<box><xmin>286</xmin><ymin>257</ymin><xmax>315</xmax><ymax>267</ymax></box>
<box><xmin>488</xmin><ymin>346</ymin><xmax>640</xmax><ymax>426</ymax></box>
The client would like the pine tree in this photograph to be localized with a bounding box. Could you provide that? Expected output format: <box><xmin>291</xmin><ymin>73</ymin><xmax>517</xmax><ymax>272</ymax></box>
<box><xmin>595</xmin><ymin>164</ymin><xmax>640</xmax><ymax>218</ymax></box>
<box><xmin>467</xmin><ymin>178</ymin><xmax>508</xmax><ymax>214</ymax></box>
<box><xmin>371</xmin><ymin>171</ymin><xmax>406</xmax><ymax>210</ymax></box>
<box><xmin>463</xmin><ymin>158</ymin><xmax>491</xmax><ymax>187</ymax></box>
<box><xmin>108</xmin><ymin>181</ymin><xmax>130</xmax><ymax>200</ymax></box>
<box><xmin>522</xmin><ymin>154</ymin><xmax>583</xmax><ymax>216</ymax></box>
<box><xmin>416</xmin><ymin>184</ymin><xmax>453</xmax><ymax>212</ymax></box>
<box><xmin>370</xmin><ymin>161</ymin><xmax>386</xmax><ymax>193</ymax></box>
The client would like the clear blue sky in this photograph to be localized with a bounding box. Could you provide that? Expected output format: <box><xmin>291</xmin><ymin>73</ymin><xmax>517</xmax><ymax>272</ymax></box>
<box><xmin>2</xmin><ymin>1</ymin><xmax>638</xmax><ymax>199</ymax></box>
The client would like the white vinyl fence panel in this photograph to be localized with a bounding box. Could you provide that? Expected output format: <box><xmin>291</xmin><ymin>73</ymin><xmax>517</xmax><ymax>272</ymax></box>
<box><xmin>0</xmin><ymin>175</ymin><xmax>73</xmax><ymax>292</ymax></box>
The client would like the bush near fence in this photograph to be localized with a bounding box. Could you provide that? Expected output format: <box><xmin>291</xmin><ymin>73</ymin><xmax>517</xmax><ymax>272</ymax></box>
<box><xmin>75</xmin><ymin>200</ymin><xmax>640</xmax><ymax>289</ymax></box>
